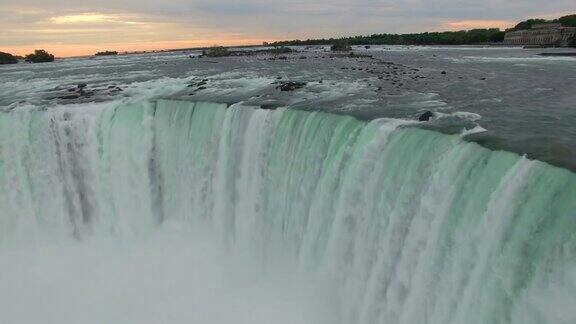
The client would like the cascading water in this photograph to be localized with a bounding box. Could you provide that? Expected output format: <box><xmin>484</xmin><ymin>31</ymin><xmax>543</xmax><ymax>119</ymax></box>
<box><xmin>1</xmin><ymin>99</ymin><xmax>575</xmax><ymax>323</ymax></box>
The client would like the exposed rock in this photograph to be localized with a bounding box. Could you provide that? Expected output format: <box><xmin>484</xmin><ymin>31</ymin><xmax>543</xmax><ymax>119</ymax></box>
<box><xmin>260</xmin><ymin>104</ymin><xmax>280</xmax><ymax>110</ymax></box>
<box><xmin>275</xmin><ymin>81</ymin><xmax>306</xmax><ymax>91</ymax></box>
<box><xmin>419</xmin><ymin>111</ymin><xmax>434</xmax><ymax>122</ymax></box>
<box><xmin>58</xmin><ymin>94</ymin><xmax>81</xmax><ymax>100</ymax></box>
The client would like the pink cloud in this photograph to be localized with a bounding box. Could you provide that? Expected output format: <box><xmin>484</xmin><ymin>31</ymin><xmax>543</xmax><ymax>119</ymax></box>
<box><xmin>440</xmin><ymin>20</ymin><xmax>514</xmax><ymax>31</ymax></box>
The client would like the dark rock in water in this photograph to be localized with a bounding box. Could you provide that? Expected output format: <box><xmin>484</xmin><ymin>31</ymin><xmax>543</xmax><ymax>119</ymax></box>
<box><xmin>77</xmin><ymin>83</ymin><xmax>87</xmax><ymax>89</ymax></box>
<box><xmin>260</xmin><ymin>104</ymin><xmax>280</xmax><ymax>110</ymax></box>
<box><xmin>276</xmin><ymin>81</ymin><xmax>306</xmax><ymax>91</ymax></box>
<box><xmin>364</xmin><ymin>45</ymin><xmax>371</xmax><ymax>49</ymax></box>
<box><xmin>419</xmin><ymin>111</ymin><xmax>434</xmax><ymax>122</ymax></box>
<box><xmin>441</xmin><ymin>71</ymin><xmax>447</xmax><ymax>75</ymax></box>
<box><xmin>58</xmin><ymin>94</ymin><xmax>81</xmax><ymax>100</ymax></box>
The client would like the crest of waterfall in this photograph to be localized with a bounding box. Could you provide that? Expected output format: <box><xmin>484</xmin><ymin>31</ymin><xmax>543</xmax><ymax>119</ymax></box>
<box><xmin>1</xmin><ymin>99</ymin><xmax>575</xmax><ymax>323</ymax></box>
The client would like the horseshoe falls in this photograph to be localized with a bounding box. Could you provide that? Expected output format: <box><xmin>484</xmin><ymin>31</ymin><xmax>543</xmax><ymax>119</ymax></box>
<box><xmin>1</xmin><ymin>99</ymin><xmax>576</xmax><ymax>324</ymax></box>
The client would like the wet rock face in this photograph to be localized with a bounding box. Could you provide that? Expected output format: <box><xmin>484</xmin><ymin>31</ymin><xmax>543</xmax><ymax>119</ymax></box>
<box><xmin>419</xmin><ymin>111</ymin><xmax>434</xmax><ymax>121</ymax></box>
<box><xmin>187</xmin><ymin>79</ymin><xmax>210</xmax><ymax>95</ymax></box>
<box><xmin>274</xmin><ymin>81</ymin><xmax>307</xmax><ymax>91</ymax></box>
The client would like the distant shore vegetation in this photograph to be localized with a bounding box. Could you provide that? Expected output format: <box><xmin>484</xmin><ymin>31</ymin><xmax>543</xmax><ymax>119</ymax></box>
<box><xmin>269</xmin><ymin>28</ymin><xmax>506</xmax><ymax>47</ymax></box>
<box><xmin>0</xmin><ymin>52</ymin><xmax>18</xmax><ymax>64</ymax></box>
<box><xmin>267</xmin><ymin>14</ymin><xmax>575</xmax><ymax>48</ymax></box>
<box><xmin>510</xmin><ymin>14</ymin><xmax>576</xmax><ymax>31</ymax></box>
<box><xmin>331</xmin><ymin>40</ymin><xmax>352</xmax><ymax>51</ymax></box>
<box><xmin>202</xmin><ymin>46</ymin><xmax>231</xmax><ymax>57</ymax></box>
<box><xmin>25</xmin><ymin>49</ymin><xmax>55</xmax><ymax>63</ymax></box>
<box><xmin>95</xmin><ymin>51</ymin><xmax>118</xmax><ymax>56</ymax></box>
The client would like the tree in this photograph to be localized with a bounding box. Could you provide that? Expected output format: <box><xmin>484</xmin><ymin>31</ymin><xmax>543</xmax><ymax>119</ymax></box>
<box><xmin>95</xmin><ymin>51</ymin><xmax>118</xmax><ymax>56</ymax></box>
<box><xmin>25</xmin><ymin>49</ymin><xmax>55</xmax><ymax>63</ymax></box>
<box><xmin>513</xmin><ymin>19</ymin><xmax>547</xmax><ymax>30</ymax></box>
<box><xmin>557</xmin><ymin>14</ymin><xmax>576</xmax><ymax>27</ymax></box>
<box><xmin>0</xmin><ymin>52</ymin><xmax>18</xmax><ymax>64</ymax></box>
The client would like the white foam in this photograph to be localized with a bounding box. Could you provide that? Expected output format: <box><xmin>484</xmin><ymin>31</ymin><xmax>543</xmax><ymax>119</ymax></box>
<box><xmin>461</xmin><ymin>125</ymin><xmax>488</xmax><ymax>136</ymax></box>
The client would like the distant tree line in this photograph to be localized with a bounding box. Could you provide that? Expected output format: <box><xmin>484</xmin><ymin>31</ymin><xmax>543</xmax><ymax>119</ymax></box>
<box><xmin>269</xmin><ymin>28</ymin><xmax>506</xmax><ymax>47</ymax></box>
<box><xmin>510</xmin><ymin>14</ymin><xmax>576</xmax><ymax>31</ymax></box>
<box><xmin>95</xmin><ymin>51</ymin><xmax>118</xmax><ymax>56</ymax></box>
<box><xmin>0</xmin><ymin>49</ymin><xmax>55</xmax><ymax>64</ymax></box>
<box><xmin>0</xmin><ymin>51</ymin><xmax>18</xmax><ymax>64</ymax></box>
<box><xmin>267</xmin><ymin>14</ymin><xmax>575</xmax><ymax>47</ymax></box>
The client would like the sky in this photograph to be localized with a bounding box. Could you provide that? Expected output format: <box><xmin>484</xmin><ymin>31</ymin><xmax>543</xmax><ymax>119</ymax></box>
<box><xmin>0</xmin><ymin>0</ymin><xmax>574</xmax><ymax>57</ymax></box>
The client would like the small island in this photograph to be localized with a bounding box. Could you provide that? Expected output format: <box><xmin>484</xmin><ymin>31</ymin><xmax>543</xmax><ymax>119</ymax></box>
<box><xmin>202</xmin><ymin>46</ymin><xmax>231</xmax><ymax>57</ymax></box>
<box><xmin>25</xmin><ymin>49</ymin><xmax>55</xmax><ymax>63</ymax></box>
<box><xmin>95</xmin><ymin>51</ymin><xmax>119</xmax><ymax>56</ymax></box>
<box><xmin>0</xmin><ymin>52</ymin><xmax>18</xmax><ymax>64</ymax></box>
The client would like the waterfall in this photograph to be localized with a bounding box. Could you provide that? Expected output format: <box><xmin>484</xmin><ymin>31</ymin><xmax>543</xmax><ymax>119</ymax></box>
<box><xmin>1</xmin><ymin>99</ymin><xmax>575</xmax><ymax>323</ymax></box>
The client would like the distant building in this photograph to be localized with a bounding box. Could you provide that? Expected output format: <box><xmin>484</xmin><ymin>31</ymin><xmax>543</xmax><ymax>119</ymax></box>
<box><xmin>504</xmin><ymin>23</ymin><xmax>576</xmax><ymax>47</ymax></box>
